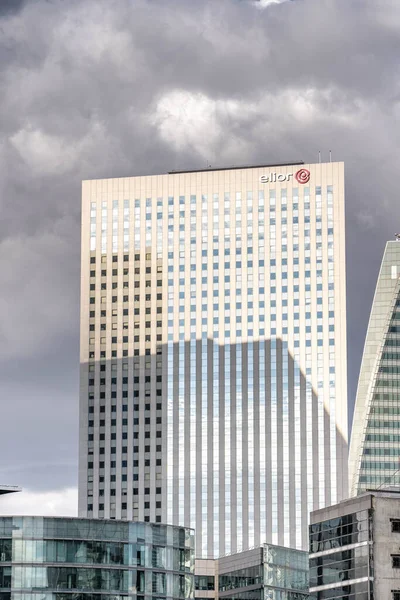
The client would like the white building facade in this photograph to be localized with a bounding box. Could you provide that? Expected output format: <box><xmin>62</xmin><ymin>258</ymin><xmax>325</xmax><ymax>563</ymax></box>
<box><xmin>79</xmin><ymin>162</ymin><xmax>348</xmax><ymax>557</ymax></box>
<box><xmin>349</xmin><ymin>241</ymin><xmax>400</xmax><ymax>495</ymax></box>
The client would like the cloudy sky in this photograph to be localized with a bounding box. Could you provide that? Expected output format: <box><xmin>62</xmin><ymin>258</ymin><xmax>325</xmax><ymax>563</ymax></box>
<box><xmin>0</xmin><ymin>0</ymin><xmax>398</xmax><ymax>515</ymax></box>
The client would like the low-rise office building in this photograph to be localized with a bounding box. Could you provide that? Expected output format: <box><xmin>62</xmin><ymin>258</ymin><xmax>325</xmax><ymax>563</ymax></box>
<box><xmin>216</xmin><ymin>543</ymin><xmax>308</xmax><ymax>600</ymax></box>
<box><xmin>309</xmin><ymin>490</ymin><xmax>400</xmax><ymax>599</ymax></box>
<box><xmin>0</xmin><ymin>516</ymin><xmax>194</xmax><ymax>600</ymax></box>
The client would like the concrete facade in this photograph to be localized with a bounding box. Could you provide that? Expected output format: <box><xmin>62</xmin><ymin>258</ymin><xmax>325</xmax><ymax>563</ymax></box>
<box><xmin>79</xmin><ymin>161</ymin><xmax>348</xmax><ymax>557</ymax></box>
<box><xmin>310</xmin><ymin>490</ymin><xmax>400</xmax><ymax>599</ymax></box>
<box><xmin>194</xmin><ymin>558</ymin><xmax>217</xmax><ymax>600</ymax></box>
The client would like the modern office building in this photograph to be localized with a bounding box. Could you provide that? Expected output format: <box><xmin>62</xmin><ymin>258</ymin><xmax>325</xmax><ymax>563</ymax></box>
<box><xmin>349</xmin><ymin>241</ymin><xmax>400</xmax><ymax>495</ymax></box>
<box><xmin>79</xmin><ymin>161</ymin><xmax>348</xmax><ymax>556</ymax></box>
<box><xmin>194</xmin><ymin>543</ymin><xmax>309</xmax><ymax>600</ymax></box>
<box><xmin>309</xmin><ymin>489</ymin><xmax>400</xmax><ymax>599</ymax></box>
<box><xmin>0</xmin><ymin>516</ymin><xmax>194</xmax><ymax>600</ymax></box>
<box><xmin>218</xmin><ymin>544</ymin><xmax>309</xmax><ymax>600</ymax></box>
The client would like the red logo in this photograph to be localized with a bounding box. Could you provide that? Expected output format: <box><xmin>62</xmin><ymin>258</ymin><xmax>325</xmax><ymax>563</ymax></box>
<box><xmin>295</xmin><ymin>168</ymin><xmax>310</xmax><ymax>184</ymax></box>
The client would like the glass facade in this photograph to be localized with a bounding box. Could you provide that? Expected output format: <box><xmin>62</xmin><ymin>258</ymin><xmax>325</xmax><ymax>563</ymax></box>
<box><xmin>309</xmin><ymin>508</ymin><xmax>373</xmax><ymax>599</ymax></box>
<box><xmin>350</xmin><ymin>241</ymin><xmax>400</xmax><ymax>494</ymax></box>
<box><xmin>0</xmin><ymin>517</ymin><xmax>194</xmax><ymax>600</ymax></box>
<box><xmin>218</xmin><ymin>543</ymin><xmax>309</xmax><ymax>600</ymax></box>
<box><xmin>80</xmin><ymin>162</ymin><xmax>348</xmax><ymax>557</ymax></box>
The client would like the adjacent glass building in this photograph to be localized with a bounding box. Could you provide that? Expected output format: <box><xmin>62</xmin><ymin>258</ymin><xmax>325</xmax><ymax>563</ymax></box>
<box><xmin>349</xmin><ymin>241</ymin><xmax>400</xmax><ymax>495</ymax></box>
<box><xmin>79</xmin><ymin>161</ymin><xmax>348</xmax><ymax>556</ymax></box>
<box><xmin>218</xmin><ymin>543</ymin><xmax>309</xmax><ymax>600</ymax></box>
<box><xmin>0</xmin><ymin>516</ymin><xmax>194</xmax><ymax>600</ymax></box>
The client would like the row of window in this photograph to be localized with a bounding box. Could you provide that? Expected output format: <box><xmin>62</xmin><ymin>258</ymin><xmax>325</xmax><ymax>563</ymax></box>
<box><xmin>90</xmin><ymin>255</ymin><xmax>130</xmax><ymax>263</ymax></box>
<box><xmin>1</xmin><ymin>565</ymin><xmax>191</xmax><ymax>594</ymax></box>
<box><xmin>88</xmin><ymin>400</ymin><xmax>162</xmax><ymax>412</ymax></box>
<box><xmin>85</xmin><ymin>513</ymin><xmax>164</xmax><ymax>524</ymax></box>
<box><xmin>367</xmin><ymin>420</ymin><xmax>400</xmax><ymax>428</ymax></box>
<box><xmin>378</xmin><ymin>367</ymin><xmax>400</xmax><ymax>375</ymax></box>
<box><xmin>88</xmin><ymin>408</ymin><xmax>162</xmax><ymax>423</ymax></box>
<box><xmin>87</xmin><ymin>446</ymin><xmax>162</xmax><ymax>457</ymax></box>
<box><xmin>88</xmin><ymin>460</ymin><xmax>161</xmax><ymax>469</ymax></box>
<box><xmin>91</xmin><ymin>269</ymin><xmax>130</xmax><ymax>276</ymax></box>
<box><xmin>90</xmin><ymin>292</ymin><xmax>162</xmax><ymax>304</ymax></box>
<box><xmin>89</xmin><ymin>502</ymin><xmax>160</xmax><ymax>511</ymax></box>
<box><xmin>0</xmin><ymin>537</ymin><xmax>190</xmax><ymax>568</ymax></box>
<box><xmin>90</xmin><ymin>253</ymin><xmax>158</xmax><ymax>263</ymax></box>
<box><xmin>88</xmin><ymin>390</ymin><xmax>162</xmax><ymax>401</ymax></box>
<box><xmin>89</xmin><ymin>377</ymin><xmax>161</xmax><ymax>385</ymax></box>
<box><xmin>87</xmin><ymin>486</ymin><xmax>162</xmax><ymax>504</ymax></box>
<box><xmin>92</xmin><ymin>189</ymin><xmax>331</xmax><ymax>205</ymax></box>
<box><xmin>89</xmin><ymin>309</ymin><xmax>128</xmax><ymax>318</ymax></box>
<box><xmin>89</xmin><ymin>437</ymin><xmax>162</xmax><ymax>450</ymax></box>
<box><xmin>89</xmin><ymin>331</ymin><xmax>162</xmax><ymax>344</ymax></box>
<box><xmin>89</xmin><ymin>347</ymin><xmax>162</xmax><ymax>361</ymax></box>
<box><xmin>370</xmin><ymin>406</ymin><xmax>400</xmax><ymax>414</ymax></box>
<box><xmin>363</xmin><ymin>447</ymin><xmax>400</xmax><ymax>455</ymax></box>
<box><xmin>90</xmin><ymin>312</ymin><xmax>162</xmax><ymax>326</ymax></box>
<box><xmin>366</xmin><ymin>433</ymin><xmax>400</xmax><ymax>442</ymax></box>
<box><xmin>91</xmin><ymin>267</ymin><xmax>161</xmax><ymax>278</ymax></box>
<box><xmin>88</xmin><ymin>416</ymin><xmax>162</xmax><ymax>426</ymax></box>
<box><xmin>89</xmin><ymin>338</ymin><xmax>162</xmax><ymax>358</ymax></box>
<box><xmin>88</xmin><ymin>433</ymin><xmax>163</xmax><ymax>449</ymax></box>
<box><xmin>360</xmin><ymin>461</ymin><xmax>400</xmax><ymax>470</ymax></box>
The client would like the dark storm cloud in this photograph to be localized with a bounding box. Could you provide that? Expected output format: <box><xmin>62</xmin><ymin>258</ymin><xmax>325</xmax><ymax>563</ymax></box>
<box><xmin>0</xmin><ymin>0</ymin><xmax>28</xmax><ymax>17</ymax></box>
<box><xmin>0</xmin><ymin>0</ymin><xmax>398</xmax><ymax>499</ymax></box>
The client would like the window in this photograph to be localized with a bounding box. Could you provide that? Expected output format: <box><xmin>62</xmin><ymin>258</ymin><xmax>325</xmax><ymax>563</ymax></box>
<box><xmin>195</xmin><ymin>576</ymin><xmax>215</xmax><ymax>591</ymax></box>
<box><xmin>393</xmin><ymin>555</ymin><xmax>400</xmax><ymax>569</ymax></box>
<box><xmin>393</xmin><ymin>592</ymin><xmax>400</xmax><ymax>600</ymax></box>
<box><xmin>392</xmin><ymin>519</ymin><xmax>400</xmax><ymax>532</ymax></box>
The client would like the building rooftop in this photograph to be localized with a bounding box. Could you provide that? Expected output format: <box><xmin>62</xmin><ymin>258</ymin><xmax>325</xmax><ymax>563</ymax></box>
<box><xmin>0</xmin><ymin>485</ymin><xmax>21</xmax><ymax>496</ymax></box>
<box><xmin>168</xmin><ymin>161</ymin><xmax>304</xmax><ymax>175</ymax></box>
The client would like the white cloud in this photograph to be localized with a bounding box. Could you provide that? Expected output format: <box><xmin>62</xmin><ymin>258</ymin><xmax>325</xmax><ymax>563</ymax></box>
<box><xmin>151</xmin><ymin>86</ymin><xmax>369</xmax><ymax>164</ymax></box>
<box><xmin>10</xmin><ymin>121</ymin><xmax>107</xmax><ymax>176</ymax></box>
<box><xmin>151</xmin><ymin>90</ymin><xmax>227</xmax><ymax>159</ymax></box>
<box><xmin>253</xmin><ymin>0</ymin><xmax>291</xmax><ymax>7</ymax></box>
<box><xmin>0</xmin><ymin>488</ymin><xmax>78</xmax><ymax>517</ymax></box>
<box><xmin>10</xmin><ymin>128</ymin><xmax>77</xmax><ymax>175</ymax></box>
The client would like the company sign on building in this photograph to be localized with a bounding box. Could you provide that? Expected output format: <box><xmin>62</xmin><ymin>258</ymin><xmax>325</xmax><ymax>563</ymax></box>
<box><xmin>260</xmin><ymin>168</ymin><xmax>310</xmax><ymax>184</ymax></box>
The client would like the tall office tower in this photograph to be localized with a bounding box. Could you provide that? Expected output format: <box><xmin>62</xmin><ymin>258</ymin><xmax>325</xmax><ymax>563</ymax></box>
<box><xmin>79</xmin><ymin>162</ymin><xmax>348</xmax><ymax>557</ymax></box>
<box><xmin>349</xmin><ymin>241</ymin><xmax>400</xmax><ymax>495</ymax></box>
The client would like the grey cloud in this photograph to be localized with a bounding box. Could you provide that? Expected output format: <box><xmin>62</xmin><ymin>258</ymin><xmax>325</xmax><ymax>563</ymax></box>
<box><xmin>0</xmin><ymin>0</ymin><xmax>28</xmax><ymax>17</ymax></box>
<box><xmin>0</xmin><ymin>0</ymin><xmax>398</xmax><ymax>493</ymax></box>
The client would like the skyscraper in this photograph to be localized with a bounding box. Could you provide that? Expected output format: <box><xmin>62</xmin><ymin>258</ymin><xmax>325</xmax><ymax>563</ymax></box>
<box><xmin>349</xmin><ymin>241</ymin><xmax>400</xmax><ymax>495</ymax></box>
<box><xmin>79</xmin><ymin>161</ymin><xmax>348</xmax><ymax>557</ymax></box>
